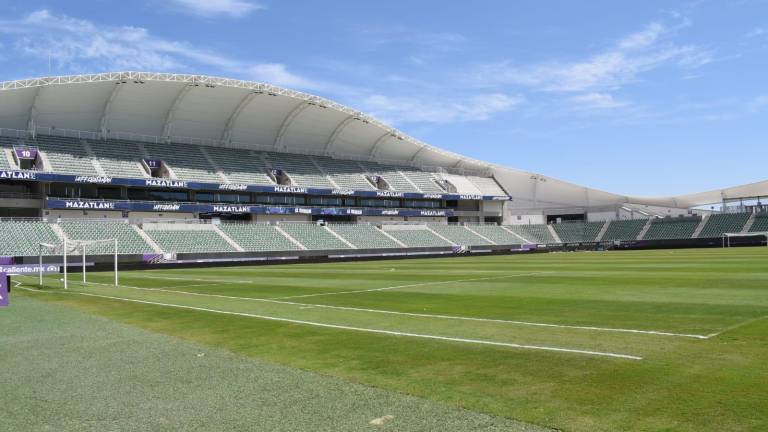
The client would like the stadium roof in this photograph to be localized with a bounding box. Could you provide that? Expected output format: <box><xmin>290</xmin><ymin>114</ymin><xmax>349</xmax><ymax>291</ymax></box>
<box><xmin>0</xmin><ymin>71</ymin><xmax>765</xmax><ymax>209</ymax></box>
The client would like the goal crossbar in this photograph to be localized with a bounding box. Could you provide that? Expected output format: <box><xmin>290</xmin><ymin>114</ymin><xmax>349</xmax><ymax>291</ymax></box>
<box><xmin>722</xmin><ymin>232</ymin><xmax>768</xmax><ymax>248</ymax></box>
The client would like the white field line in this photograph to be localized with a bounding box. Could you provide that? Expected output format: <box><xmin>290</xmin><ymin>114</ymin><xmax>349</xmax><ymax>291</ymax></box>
<box><xmin>705</xmin><ymin>315</ymin><xmax>768</xmax><ymax>338</ymax></box>
<box><xmin>126</xmin><ymin>275</ymin><xmax>255</xmax><ymax>284</ymax></box>
<box><xmin>16</xmin><ymin>286</ymin><xmax>642</xmax><ymax>360</ymax></box>
<box><xmin>271</xmin><ymin>271</ymin><xmax>555</xmax><ymax>300</ymax></box>
<box><xmin>88</xmin><ymin>282</ymin><xmax>710</xmax><ymax>339</ymax></box>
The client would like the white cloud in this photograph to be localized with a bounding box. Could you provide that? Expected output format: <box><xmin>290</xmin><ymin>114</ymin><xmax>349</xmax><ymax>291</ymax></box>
<box><xmin>164</xmin><ymin>0</ymin><xmax>264</xmax><ymax>18</ymax></box>
<box><xmin>569</xmin><ymin>93</ymin><xmax>630</xmax><ymax>110</ymax></box>
<box><xmin>468</xmin><ymin>19</ymin><xmax>712</xmax><ymax>93</ymax></box>
<box><xmin>745</xmin><ymin>27</ymin><xmax>767</xmax><ymax>38</ymax></box>
<box><xmin>0</xmin><ymin>10</ymin><xmax>319</xmax><ymax>90</ymax></box>
<box><xmin>363</xmin><ymin>93</ymin><xmax>523</xmax><ymax>124</ymax></box>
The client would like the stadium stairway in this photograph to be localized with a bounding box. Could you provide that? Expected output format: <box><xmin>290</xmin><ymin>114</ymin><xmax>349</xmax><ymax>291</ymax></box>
<box><xmin>600</xmin><ymin>219</ymin><xmax>647</xmax><ymax>242</ymax></box>
<box><xmin>547</xmin><ymin>225</ymin><xmax>562</xmax><ymax>243</ymax></box>
<box><xmin>468</xmin><ymin>225</ymin><xmax>521</xmax><ymax>245</ymax></box>
<box><xmin>595</xmin><ymin>220</ymin><xmax>611</xmax><ymax>242</ymax></box>
<box><xmin>427</xmin><ymin>224</ymin><xmax>491</xmax><ymax>246</ymax></box>
<box><xmin>212</xmin><ymin>225</ymin><xmax>245</xmax><ymax>252</ymax></box>
<box><xmin>217</xmin><ymin>224</ymin><xmax>301</xmax><ymax>252</ymax></box>
<box><xmin>637</xmin><ymin>219</ymin><xmax>653</xmax><ymax>240</ymax></box>
<box><xmin>696</xmin><ymin>213</ymin><xmax>751</xmax><ymax>238</ymax></box>
<box><xmin>742</xmin><ymin>213</ymin><xmax>756</xmax><ymax>233</ymax></box>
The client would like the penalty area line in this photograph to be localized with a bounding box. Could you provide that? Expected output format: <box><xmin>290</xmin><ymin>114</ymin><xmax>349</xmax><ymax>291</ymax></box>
<box><xmin>16</xmin><ymin>286</ymin><xmax>642</xmax><ymax>361</ymax></box>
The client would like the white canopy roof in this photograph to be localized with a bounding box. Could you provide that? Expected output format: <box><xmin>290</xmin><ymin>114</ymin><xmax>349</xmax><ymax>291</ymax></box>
<box><xmin>0</xmin><ymin>71</ymin><xmax>764</xmax><ymax>208</ymax></box>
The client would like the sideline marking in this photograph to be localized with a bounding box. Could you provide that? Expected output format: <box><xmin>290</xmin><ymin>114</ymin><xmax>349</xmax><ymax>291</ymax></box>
<box><xmin>81</xmin><ymin>281</ymin><xmax>710</xmax><ymax>339</ymax></box>
<box><xmin>17</xmin><ymin>286</ymin><xmax>642</xmax><ymax>360</ymax></box>
<box><xmin>706</xmin><ymin>315</ymin><xmax>768</xmax><ymax>338</ymax></box>
<box><xmin>271</xmin><ymin>271</ymin><xmax>554</xmax><ymax>300</ymax></box>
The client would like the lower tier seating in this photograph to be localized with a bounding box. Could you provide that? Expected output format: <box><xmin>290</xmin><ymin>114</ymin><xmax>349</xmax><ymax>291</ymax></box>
<box><xmin>145</xmin><ymin>228</ymin><xmax>236</xmax><ymax>253</ymax></box>
<box><xmin>428</xmin><ymin>224</ymin><xmax>491</xmax><ymax>246</ymax></box>
<box><xmin>218</xmin><ymin>223</ymin><xmax>299</xmax><ymax>251</ymax></box>
<box><xmin>506</xmin><ymin>224</ymin><xmax>556</xmax><ymax>244</ymax></box>
<box><xmin>749</xmin><ymin>213</ymin><xmax>768</xmax><ymax>232</ymax></box>
<box><xmin>552</xmin><ymin>222</ymin><xmax>605</xmax><ymax>243</ymax></box>
<box><xmin>601</xmin><ymin>219</ymin><xmax>647</xmax><ymax>241</ymax></box>
<box><xmin>327</xmin><ymin>224</ymin><xmax>401</xmax><ymax>249</ymax></box>
<box><xmin>278</xmin><ymin>223</ymin><xmax>351</xmax><ymax>250</ymax></box>
<box><xmin>699</xmin><ymin>213</ymin><xmax>750</xmax><ymax>238</ymax></box>
<box><xmin>386</xmin><ymin>228</ymin><xmax>453</xmax><ymax>247</ymax></box>
<box><xmin>643</xmin><ymin>218</ymin><xmax>700</xmax><ymax>240</ymax></box>
<box><xmin>468</xmin><ymin>225</ymin><xmax>522</xmax><ymax>245</ymax></box>
<box><xmin>59</xmin><ymin>220</ymin><xmax>154</xmax><ymax>254</ymax></box>
<box><xmin>0</xmin><ymin>221</ymin><xmax>60</xmax><ymax>256</ymax></box>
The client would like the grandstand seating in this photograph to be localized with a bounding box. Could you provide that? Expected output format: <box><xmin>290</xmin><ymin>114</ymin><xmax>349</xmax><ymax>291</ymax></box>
<box><xmin>34</xmin><ymin>136</ymin><xmax>97</xmax><ymax>175</ymax></box>
<box><xmin>263</xmin><ymin>152</ymin><xmax>334</xmax><ymax>188</ymax></box>
<box><xmin>0</xmin><ymin>136</ymin><xmax>16</xmax><ymax>169</ymax></box>
<box><xmin>698</xmin><ymin>213</ymin><xmax>750</xmax><ymax>238</ymax></box>
<box><xmin>143</xmin><ymin>142</ymin><xmax>222</xmax><ymax>182</ymax></box>
<box><xmin>327</xmin><ymin>224</ymin><xmax>401</xmax><ymax>249</ymax></box>
<box><xmin>357</xmin><ymin>161</ymin><xmax>418</xmax><ymax>192</ymax></box>
<box><xmin>59</xmin><ymin>220</ymin><xmax>154</xmax><ymax>254</ymax></box>
<box><xmin>468</xmin><ymin>225</ymin><xmax>522</xmax><ymax>245</ymax></box>
<box><xmin>145</xmin><ymin>227</ymin><xmax>236</xmax><ymax>253</ymax></box>
<box><xmin>428</xmin><ymin>224</ymin><xmax>491</xmax><ymax>246</ymax></box>
<box><xmin>552</xmin><ymin>221</ymin><xmax>604</xmax><ymax>243</ymax></box>
<box><xmin>206</xmin><ymin>148</ymin><xmax>274</xmax><ymax>185</ymax></box>
<box><xmin>0</xmin><ymin>221</ymin><xmax>60</xmax><ymax>256</ymax></box>
<box><xmin>642</xmin><ymin>218</ymin><xmax>700</xmax><ymax>240</ymax></box>
<box><xmin>86</xmin><ymin>139</ymin><xmax>147</xmax><ymax>178</ymax></box>
<box><xmin>600</xmin><ymin>219</ymin><xmax>647</xmax><ymax>241</ymax></box>
<box><xmin>749</xmin><ymin>212</ymin><xmax>768</xmax><ymax>232</ymax></box>
<box><xmin>278</xmin><ymin>223</ymin><xmax>351</xmax><ymax>250</ymax></box>
<box><xmin>400</xmin><ymin>168</ymin><xmax>444</xmax><ymax>193</ymax></box>
<box><xmin>386</xmin><ymin>228</ymin><xmax>453</xmax><ymax>247</ymax></box>
<box><xmin>217</xmin><ymin>223</ymin><xmax>299</xmax><ymax>251</ymax></box>
<box><xmin>467</xmin><ymin>176</ymin><xmax>507</xmax><ymax>196</ymax></box>
<box><xmin>506</xmin><ymin>224</ymin><xmax>556</xmax><ymax>244</ymax></box>
<box><xmin>313</xmin><ymin>156</ymin><xmax>374</xmax><ymax>190</ymax></box>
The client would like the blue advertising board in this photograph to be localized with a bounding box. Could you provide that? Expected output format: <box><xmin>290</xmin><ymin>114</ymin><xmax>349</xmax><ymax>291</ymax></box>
<box><xmin>0</xmin><ymin>273</ymin><xmax>7</xmax><ymax>307</ymax></box>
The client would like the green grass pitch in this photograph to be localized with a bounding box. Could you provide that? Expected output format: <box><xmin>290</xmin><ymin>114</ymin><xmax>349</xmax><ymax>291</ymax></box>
<box><xmin>6</xmin><ymin>247</ymin><xmax>768</xmax><ymax>431</ymax></box>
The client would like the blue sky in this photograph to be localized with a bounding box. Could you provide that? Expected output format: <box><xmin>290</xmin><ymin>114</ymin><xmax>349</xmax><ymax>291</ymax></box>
<box><xmin>0</xmin><ymin>0</ymin><xmax>766</xmax><ymax>196</ymax></box>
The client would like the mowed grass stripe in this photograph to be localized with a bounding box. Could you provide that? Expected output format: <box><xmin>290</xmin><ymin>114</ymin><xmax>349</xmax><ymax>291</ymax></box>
<box><xmin>19</xmin><ymin>287</ymin><xmax>644</xmax><ymax>360</ymax></box>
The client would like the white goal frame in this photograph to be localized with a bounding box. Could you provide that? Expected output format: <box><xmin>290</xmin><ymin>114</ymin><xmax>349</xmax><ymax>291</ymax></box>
<box><xmin>38</xmin><ymin>238</ymin><xmax>118</xmax><ymax>289</ymax></box>
<box><xmin>722</xmin><ymin>232</ymin><xmax>768</xmax><ymax>248</ymax></box>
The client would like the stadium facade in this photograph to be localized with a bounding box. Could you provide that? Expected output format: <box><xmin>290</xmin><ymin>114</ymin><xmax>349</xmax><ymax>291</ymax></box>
<box><xmin>0</xmin><ymin>72</ymin><xmax>767</xmax><ymax>260</ymax></box>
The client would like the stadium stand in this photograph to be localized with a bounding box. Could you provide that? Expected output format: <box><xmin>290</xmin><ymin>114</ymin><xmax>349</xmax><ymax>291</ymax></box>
<box><xmin>278</xmin><ymin>223</ymin><xmax>351</xmax><ymax>250</ymax></box>
<box><xmin>467</xmin><ymin>176</ymin><xmax>507</xmax><ymax>196</ymax></box>
<box><xmin>642</xmin><ymin>218</ymin><xmax>700</xmax><ymax>240</ymax></box>
<box><xmin>428</xmin><ymin>224</ymin><xmax>492</xmax><ymax>246</ymax></box>
<box><xmin>0</xmin><ymin>220</ymin><xmax>60</xmax><ymax>256</ymax></box>
<box><xmin>552</xmin><ymin>221</ymin><xmax>605</xmax><ymax>243</ymax></box>
<box><xmin>34</xmin><ymin>136</ymin><xmax>97</xmax><ymax>175</ymax></box>
<box><xmin>386</xmin><ymin>228</ymin><xmax>453</xmax><ymax>247</ymax></box>
<box><xmin>327</xmin><ymin>224</ymin><xmax>401</xmax><ymax>249</ymax></box>
<box><xmin>749</xmin><ymin>212</ymin><xmax>768</xmax><ymax>232</ymax></box>
<box><xmin>400</xmin><ymin>168</ymin><xmax>444</xmax><ymax>193</ymax></box>
<box><xmin>200</xmin><ymin>147</ymin><xmax>274</xmax><ymax>185</ymax></box>
<box><xmin>59</xmin><ymin>220</ymin><xmax>155</xmax><ymax>254</ymax></box>
<box><xmin>0</xmin><ymin>136</ymin><xmax>16</xmax><ymax>169</ymax></box>
<box><xmin>506</xmin><ymin>224</ymin><xmax>557</xmax><ymax>244</ymax></box>
<box><xmin>313</xmin><ymin>156</ymin><xmax>374</xmax><ymax>190</ymax></box>
<box><xmin>144</xmin><ymin>226</ymin><xmax>236</xmax><ymax>253</ymax></box>
<box><xmin>86</xmin><ymin>139</ymin><xmax>147</xmax><ymax>178</ymax></box>
<box><xmin>263</xmin><ymin>152</ymin><xmax>334</xmax><ymax>188</ymax></box>
<box><xmin>217</xmin><ymin>223</ymin><xmax>299</xmax><ymax>251</ymax></box>
<box><xmin>469</xmin><ymin>225</ymin><xmax>522</xmax><ymax>245</ymax></box>
<box><xmin>142</xmin><ymin>142</ymin><xmax>222</xmax><ymax>182</ymax></box>
<box><xmin>698</xmin><ymin>213</ymin><xmax>750</xmax><ymax>238</ymax></box>
<box><xmin>600</xmin><ymin>219</ymin><xmax>648</xmax><ymax>241</ymax></box>
<box><xmin>358</xmin><ymin>161</ymin><xmax>418</xmax><ymax>192</ymax></box>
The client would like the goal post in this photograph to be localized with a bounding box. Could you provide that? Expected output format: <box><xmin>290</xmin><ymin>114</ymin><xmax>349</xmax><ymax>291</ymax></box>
<box><xmin>38</xmin><ymin>238</ymin><xmax>119</xmax><ymax>289</ymax></box>
<box><xmin>722</xmin><ymin>232</ymin><xmax>768</xmax><ymax>248</ymax></box>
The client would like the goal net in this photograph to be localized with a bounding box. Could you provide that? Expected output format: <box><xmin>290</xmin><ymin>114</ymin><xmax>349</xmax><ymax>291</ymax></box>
<box><xmin>38</xmin><ymin>238</ymin><xmax>118</xmax><ymax>289</ymax></box>
<box><xmin>722</xmin><ymin>232</ymin><xmax>768</xmax><ymax>248</ymax></box>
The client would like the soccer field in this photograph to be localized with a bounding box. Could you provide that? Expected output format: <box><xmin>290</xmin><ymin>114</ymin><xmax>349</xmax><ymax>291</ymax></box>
<box><xmin>9</xmin><ymin>248</ymin><xmax>768</xmax><ymax>431</ymax></box>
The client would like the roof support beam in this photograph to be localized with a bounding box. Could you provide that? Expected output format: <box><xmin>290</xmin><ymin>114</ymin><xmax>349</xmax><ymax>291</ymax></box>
<box><xmin>27</xmin><ymin>86</ymin><xmax>42</xmax><ymax>138</ymax></box>
<box><xmin>162</xmin><ymin>83</ymin><xmax>195</xmax><ymax>142</ymax></box>
<box><xmin>323</xmin><ymin>115</ymin><xmax>356</xmax><ymax>154</ymax></box>
<box><xmin>221</xmin><ymin>91</ymin><xmax>259</xmax><ymax>144</ymax></box>
<box><xmin>409</xmin><ymin>144</ymin><xmax>428</xmax><ymax>163</ymax></box>
<box><xmin>368</xmin><ymin>131</ymin><xmax>393</xmax><ymax>159</ymax></box>
<box><xmin>98</xmin><ymin>82</ymin><xmax>125</xmax><ymax>140</ymax></box>
<box><xmin>273</xmin><ymin>101</ymin><xmax>310</xmax><ymax>149</ymax></box>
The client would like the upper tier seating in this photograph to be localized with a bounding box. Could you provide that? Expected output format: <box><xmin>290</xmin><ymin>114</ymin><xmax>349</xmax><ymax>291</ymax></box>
<box><xmin>327</xmin><ymin>224</ymin><xmax>400</xmax><ymax>249</ymax></box>
<box><xmin>601</xmin><ymin>219</ymin><xmax>647</xmax><ymax>241</ymax></box>
<box><xmin>698</xmin><ymin>213</ymin><xmax>750</xmax><ymax>238</ymax></box>
<box><xmin>278</xmin><ymin>223</ymin><xmax>350</xmax><ymax>250</ymax></box>
<box><xmin>34</xmin><ymin>136</ymin><xmax>97</xmax><ymax>175</ymax></box>
<box><xmin>506</xmin><ymin>224</ymin><xmax>556</xmax><ymax>244</ymax></box>
<box><xmin>467</xmin><ymin>176</ymin><xmax>507</xmax><ymax>196</ymax></box>
<box><xmin>428</xmin><ymin>224</ymin><xmax>491</xmax><ymax>246</ymax></box>
<box><xmin>59</xmin><ymin>220</ymin><xmax>154</xmax><ymax>254</ymax></box>
<box><xmin>400</xmin><ymin>168</ymin><xmax>444</xmax><ymax>193</ymax></box>
<box><xmin>386</xmin><ymin>228</ymin><xmax>453</xmax><ymax>247</ymax></box>
<box><xmin>358</xmin><ymin>161</ymin><xmax>418</xmax><ymax>192</ymax></box>
<box><xmin>0</xmin><ymin>221</ymin><xmax>60</xmax><ymax>256</ymax></box>
<box><xmin>206</xmin><ymin>148</ymin><xmax>274</xmax><ymax>185</ymax></box>
<box><xmin>0</xmin><ymin>136</ymin><xmax>16</xmax><ymax>169</ymax></box>
<box><xmin>469</xmin><ymin>225</ymin><xmax>522</xmax><ymax>245</ymax></box>
<box><xmin>643</xmin><ymin>218</ymin><xmax>700</xmax><ymax>240</ymax></box>
<box><xmin>263</xmin><ymin>152</ymin><xmax>334</xmax><ymax>188</ymax></box>
<box><xmin>313</xmin><ymin>156</ymin><xmax>374</xmax><ymax>190</ymax></box>
<box><xmin>552</xmin><ymin>221</ymin><xmax>604</xmax><ymax>243</ymax></box>
<box><xmin>86</xmin><ymin>139</ymin><xmax>146</xmax><ymax>178</ymax></box>
<box><xmin>143</xmin><ymin>142</ymin><xmax>222</xmax><ymax>182</ymax></box>
<box><xmin>218</xmin><ymin>223</ymin><xmax>299</xmax><ymax>251</ymax></box>
<box><xmin>749</xmin><ymin>212</ymin><xmax>768</xmax><ymax>232</ymax></box>
<box><xmin>145</xmin><ymin>227</ymin><xmax>235</xmax><ymax>253</ymax></box>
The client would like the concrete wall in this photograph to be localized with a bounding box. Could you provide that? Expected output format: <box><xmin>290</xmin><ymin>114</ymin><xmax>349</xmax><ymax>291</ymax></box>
<box><xmin>43</xmin><ymin>209</ymin><xmax>124</xmax><ymax>220</ymax></box>
<box><xmin>255</xmin><ymin>214</ymin><xmax>311</xmax><ymax>223</ymax></box>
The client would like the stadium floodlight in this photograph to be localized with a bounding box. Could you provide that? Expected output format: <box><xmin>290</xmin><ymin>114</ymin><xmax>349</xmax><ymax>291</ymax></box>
<box><xmin>38</xmin><ymin>238</ymin><xmax>118</xmax><ymax>289</ymax></box>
